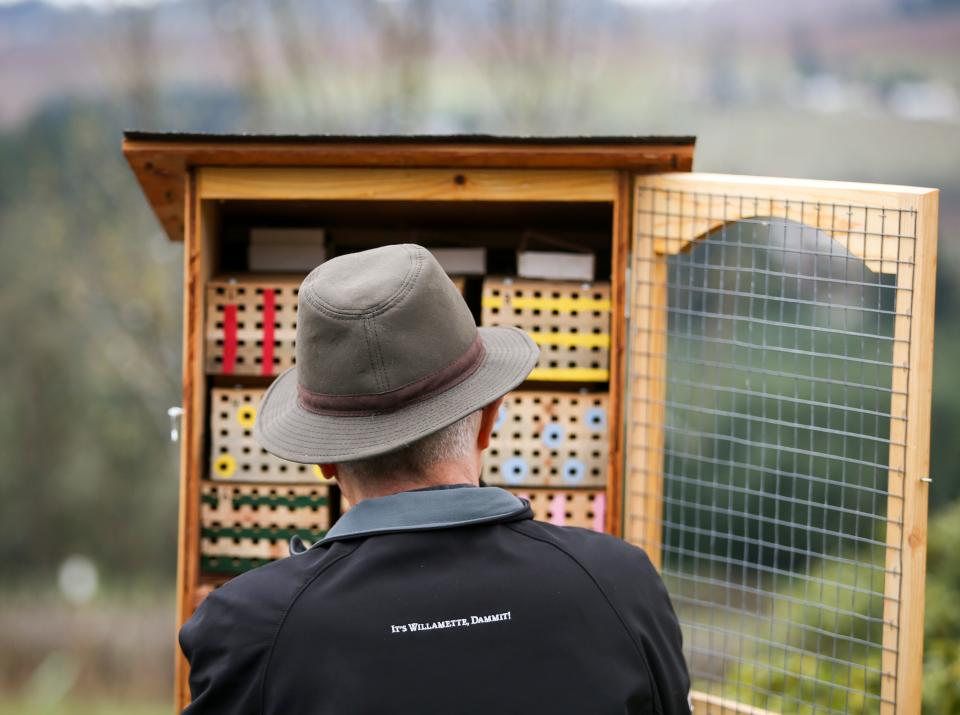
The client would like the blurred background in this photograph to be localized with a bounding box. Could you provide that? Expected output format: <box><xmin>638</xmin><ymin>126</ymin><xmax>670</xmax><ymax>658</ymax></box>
<box><xmin>1</xmin><ymin>0</ymin><xmax>958</xmax><ymax>712</ymax></box>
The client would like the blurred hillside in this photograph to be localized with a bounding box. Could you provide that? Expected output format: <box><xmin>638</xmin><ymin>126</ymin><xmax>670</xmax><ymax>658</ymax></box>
<box><xmin>3</xmin><ymin>0</ymin><xmax>959</xmax><ymax>584</ymax></box>
<box><xmin>0</xmin><ymin>0</ymin><xmax>958</xmax><ymax>710</ymax></box>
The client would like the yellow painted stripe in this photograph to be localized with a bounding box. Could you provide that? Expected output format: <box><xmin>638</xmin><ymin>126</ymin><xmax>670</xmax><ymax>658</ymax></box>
<box><xmin>529</xmin><ymin>332</ymin><xmax>610</xmax><ymax>348</ymax></box>
<box><xmin>482</xmin><ymin>295</ymin><xmax>611</xmax><ymax>313</ymax></box>
<box><xmin>527</xmin><ymin>367</ymin><xmax>609</xmax><ymax>382</ymax></box>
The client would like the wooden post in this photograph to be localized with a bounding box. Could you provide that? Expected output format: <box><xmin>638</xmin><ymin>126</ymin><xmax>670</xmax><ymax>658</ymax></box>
<box><xmin>623</xmin><ymin>183</ymin><xmax>669</xmax><ymax>567</ymax></box>
<box><xmin>881</xmin><ymin>189</ymin><xmax>938</xmax><ymax>715</ymax></box>
<box><xmin>172</xmin><ymin>169</ymin><xmax>195</xmax><ymax>709</ymax></box>
<box><xmin>174</xmin><ymin>174</ymin><xmax>213</xmax><ymax>712</ymax></box>
<box><xmin>607</xmin><ymin>171</ymin><xmax>633</xmax><ymax>536</ymax></box>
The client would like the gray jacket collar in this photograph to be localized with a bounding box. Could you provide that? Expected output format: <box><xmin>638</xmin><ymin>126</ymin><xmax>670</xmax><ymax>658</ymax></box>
<box><xmin>310</xmin><ymin>484</ymin><xmax>531</xmax><ymax>548</ymax></box>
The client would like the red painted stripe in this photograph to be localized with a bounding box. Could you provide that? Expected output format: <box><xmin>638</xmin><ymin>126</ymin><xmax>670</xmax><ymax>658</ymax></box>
<box><xmin>222</xmin><ymin>304</ymin><xmax>238</xmax><ymax>375</ymax></box>
<box><xmin>261</xmin><ymin>289</ymin><xmax>276</xmax><ymax>376</ymax></box>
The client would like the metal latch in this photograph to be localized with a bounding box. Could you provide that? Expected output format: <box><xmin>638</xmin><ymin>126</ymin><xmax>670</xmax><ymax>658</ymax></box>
<box><xmin>167</xmin><ymin>406</ymin><xmax>184</xmax><ymax>443</ymax></box>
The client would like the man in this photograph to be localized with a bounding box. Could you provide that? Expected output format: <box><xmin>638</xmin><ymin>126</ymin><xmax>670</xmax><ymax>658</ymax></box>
<box><xmin>180</xmin><ymin>244</ymin><xmax>691</xmax><ymax>714</ymax></box>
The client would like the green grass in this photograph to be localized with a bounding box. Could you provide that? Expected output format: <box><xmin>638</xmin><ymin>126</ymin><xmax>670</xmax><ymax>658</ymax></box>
<box><xmin>0</xmin><ymin>700</ymin><xmax>170</xmax><ymax>715</ymax></box>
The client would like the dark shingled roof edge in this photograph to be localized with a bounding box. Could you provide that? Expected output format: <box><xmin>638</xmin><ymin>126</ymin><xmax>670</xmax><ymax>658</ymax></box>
<box><xmin>122</xmin><ymin>131</ymin><xmax>696</xmax><ymax>146</ymax></box>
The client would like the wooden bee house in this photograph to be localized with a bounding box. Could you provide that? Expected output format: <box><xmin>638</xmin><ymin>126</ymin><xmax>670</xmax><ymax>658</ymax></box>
<box><xmin>124</xmin><ymin>133</ymin><xmax>938</xmax><ymax>715</ymax></box>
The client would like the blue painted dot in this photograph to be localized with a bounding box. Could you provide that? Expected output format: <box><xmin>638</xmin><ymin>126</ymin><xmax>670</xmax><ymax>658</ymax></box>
<box><xmin>562</xmin><ymin>459</ymin><xmax>586</xmax><ymax>485</ymax></box>
<box><xmin>501</xmin><ymin>457</ymin><xmax>529</xmax><ymax>485</ymax></box>
<box><xmin>585</xmin><ymin>407</ymin><xmax>607</xmax><ymax>433</ymax></box>
<box><xmin>542</xmin><ymin>423</ymin><xmax>565</xmax><ymax>448</ymax></box>
<box><xmin>494</xmin><ymin>404</ymin><xmax>507</xmax><ymax>432</ymax></box>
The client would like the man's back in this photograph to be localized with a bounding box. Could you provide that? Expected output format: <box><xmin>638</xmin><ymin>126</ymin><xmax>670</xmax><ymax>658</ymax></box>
<box><xmin>181</xmin><ymin>486</ymin><xmax>690</xmax><ymax>715</ymax></box>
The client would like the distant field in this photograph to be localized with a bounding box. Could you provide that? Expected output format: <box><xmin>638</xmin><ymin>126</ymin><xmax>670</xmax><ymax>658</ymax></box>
<box><xmin>0</xmin><ymin>701</ymin><xmax>169</xmax><ymax>715</ymax></box>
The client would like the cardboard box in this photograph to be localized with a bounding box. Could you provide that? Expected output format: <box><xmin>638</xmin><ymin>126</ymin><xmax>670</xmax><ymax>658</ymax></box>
<box><xmin>249</xmin><ymin>228</ymin><xmax>326</xmax><ymax>272</ymax></box>
<box><xmin>429</xmin><ymin>247</ymin><xmax>487</xmax><ymax>275</ymax></box>
<box><xmin>517</xmin><ymin>251</ymin><xmax>594</xmax><ymax>281</ymax></box>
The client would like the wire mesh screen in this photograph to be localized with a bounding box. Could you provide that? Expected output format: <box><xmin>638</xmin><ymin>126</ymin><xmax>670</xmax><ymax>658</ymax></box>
<box><xmin>626</xmin><ymin>181</ymin><xmax>920</xmax><ymax>714</ymax></box>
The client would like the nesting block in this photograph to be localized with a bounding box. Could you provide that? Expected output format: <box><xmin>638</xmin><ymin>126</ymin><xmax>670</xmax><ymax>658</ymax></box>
<box><xmin>200</xmin><ymin>481</ymin><xmax>331</xmax><ymax>575</ymax></box>
<box><xmin>485</xmin><ymin>391</ymin><xmax>608</xmax><ymax>488</ymax></box>
<box><xmin>205</xmin><ymin>275</ymin><xmax>301</xmax><ymax>376</ymax></box>
<box><xmin>210</xmin><ymin>387</ymin><xmax>333</xmax><ymax>484</ymax></box>
<box><xmin>509</xmin><ymin>488</ymin><xmax>606</xmax><ymax>533</ymax></box>
<box><xmin>481</xmin><ymin>277</ymin><xmax>611</xmax><ymax>381</ymax></box>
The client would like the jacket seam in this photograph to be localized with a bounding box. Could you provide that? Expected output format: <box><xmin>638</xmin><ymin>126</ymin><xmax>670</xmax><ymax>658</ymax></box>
<box><xmin>362</xmin><ymin>317</ymin><xmax>386</xmax><ymax>391</ymax></box>
<box><xmin>370</xmin><ymin>317</ymin><xmax>389</xmax><ymax>391</ymax></box>
<box><xmin>257</xmin><ymin>541</ymin><xmax>365</xmax><ymax>715</ymax></box>
<box><xmin>504</xmin><ymin>524</ymin><xmax>665</xmax><ymax>715</ymax></box>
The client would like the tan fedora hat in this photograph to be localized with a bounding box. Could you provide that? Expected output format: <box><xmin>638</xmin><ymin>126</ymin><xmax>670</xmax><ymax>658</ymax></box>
<box><xmin>255</xmin><ymin>244</ymin><xmax>539</xmax><ymax>463</ymax></box>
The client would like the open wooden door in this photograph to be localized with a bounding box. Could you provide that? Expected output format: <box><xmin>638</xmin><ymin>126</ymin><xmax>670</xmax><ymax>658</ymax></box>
<box><xmin>623</xmin><ymin>173</ymin><xmax>938</xmax><ymax>714</ymax></box>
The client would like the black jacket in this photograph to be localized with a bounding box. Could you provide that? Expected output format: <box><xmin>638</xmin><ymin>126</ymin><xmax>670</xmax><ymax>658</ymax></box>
<box><xmin>180</xmin><ymin>485</ymin><xmax>691</xmax><ymax>714</ymax></box>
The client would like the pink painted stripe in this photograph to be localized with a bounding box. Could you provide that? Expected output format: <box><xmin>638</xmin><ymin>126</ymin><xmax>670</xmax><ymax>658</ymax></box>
<box><xmin>592</xmin><ymin>493</ymin><xmax>606</xmax><ymax>533</ymax></box>
<box><xmin>549</xmin><ymin>493</ymin><xmax>567</xmax><ymax>526</ymax></box>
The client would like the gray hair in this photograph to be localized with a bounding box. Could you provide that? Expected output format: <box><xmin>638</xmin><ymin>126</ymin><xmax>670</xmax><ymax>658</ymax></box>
<box><xmin>337</xmin><ymin>410</ymin><xmax>482</xmax><ymax>482</ymax></box>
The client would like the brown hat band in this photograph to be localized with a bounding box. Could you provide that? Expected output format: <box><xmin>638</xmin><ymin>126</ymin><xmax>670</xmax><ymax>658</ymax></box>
<box><xmin>296</xmin><ymin>334</ymin><xmax>487</xmax><ymax>417</ymax></box>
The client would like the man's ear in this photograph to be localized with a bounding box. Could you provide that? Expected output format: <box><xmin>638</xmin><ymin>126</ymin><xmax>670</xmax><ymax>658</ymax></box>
<box><xmin>318</xmin><ymin>463</ymin><xmax>339</xmax><ymax>480</ymax></box>
<box><xmin>477</xmin><ymin>397</ymin><xmax>505</xmax><ymax>451</ymax></box>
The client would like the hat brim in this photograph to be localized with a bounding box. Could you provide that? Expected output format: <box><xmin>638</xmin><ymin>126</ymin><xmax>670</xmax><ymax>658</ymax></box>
<box><xmin>254</xmin><ymin>326</ymin><xmax>539</xmax><ymax>464</ymax></box>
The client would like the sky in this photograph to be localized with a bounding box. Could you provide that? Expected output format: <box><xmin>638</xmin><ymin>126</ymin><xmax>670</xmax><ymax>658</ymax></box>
<box><xmin>0</xmin><ymin>0</ymin><xmax>716</xmax><ymax>8</ymax></box>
